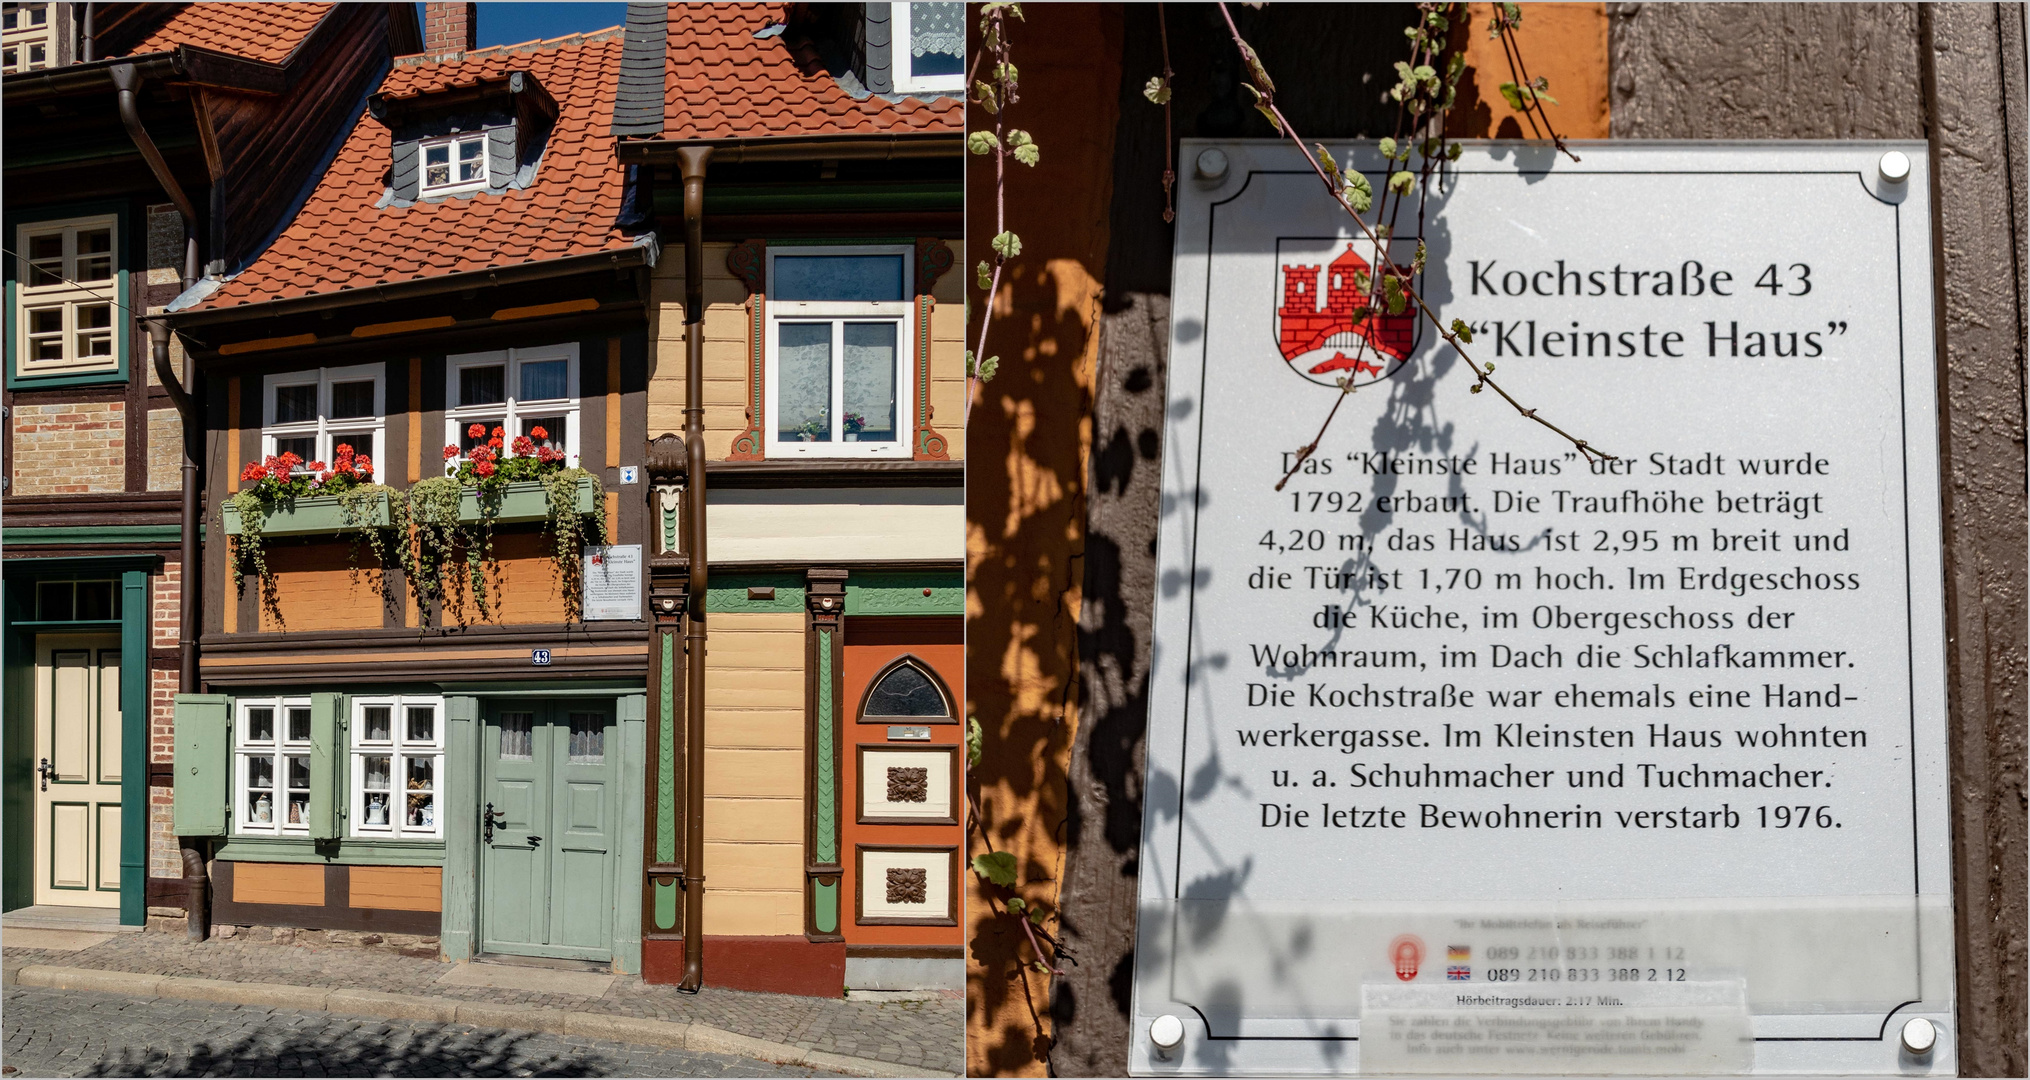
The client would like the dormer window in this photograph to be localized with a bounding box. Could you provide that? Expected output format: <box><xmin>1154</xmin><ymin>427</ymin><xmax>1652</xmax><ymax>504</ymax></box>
<box><xmin>421</xmin><ymin>132</ymin><xmax>489</xmax><ymax>196</ymax></box>
<box><xmin>369</xmin><ymin>70</ymin><xmax>558</xmax><ymax>207</ymax></box>
<box><xmin>890</xmin><ymin>3</ymin><xmax>962</xmax><ymax>94</ymax></box>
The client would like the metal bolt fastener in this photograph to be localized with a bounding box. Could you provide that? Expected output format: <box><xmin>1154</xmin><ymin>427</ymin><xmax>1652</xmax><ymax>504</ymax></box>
<box><xmin>1880</xmin><ymin>150</ymin><xmax>1911</xmax><ymax>185</ymax></box>
<box><xmin>1900</xmin><ymin>1017</ymin><xmax>1936</xmax><ymax>1056</ymax></box>
<box><xmin>1151</xmin><ymin>1013</ymin><xmax>1185</xmax><ymax>1056</ymax></box>
<box><xmin>1196</xmin><ymin>148</ymin><xmax>1230</xmax><ymax>181</ymax></box>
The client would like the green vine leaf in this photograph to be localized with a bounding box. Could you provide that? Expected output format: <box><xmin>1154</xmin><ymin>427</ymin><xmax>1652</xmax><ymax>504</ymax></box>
<box><xmin>973</xmin><ymin>81</ymin><xmax>1000</xmax><ymax>114</ymax></box>
<box><xmin>1389</xmin><ymin>170</ymin><xmax>1417</xmax><ymax>196</ymax></box>
<box><xmin>1314</xmin><ymin>144</ymin><xmax>1339</xmax><ymax>181</ymax></box>
<box><xmin>1007</xmin><ymin>129</ymin><xmax>1039</xmax><ymax>167</ymax></box>
<box><xmin>973</xmin><ymin>851</ymin><xmax>1018</xmax><ymax>887</ymax></box>
<box><xmin>1006</xmin><ymin>896</ymin><xmax>1027</xmax><ymax>913</ymax></box>
<box><xmin>968</xmin><ymin>130</ymin><xmax>1001</xmax><ymax>156</ymax></box>
<box><xmin>967</xmin><ymin>714</ymin><xmax>984</xmax><ymax>766</ymax></box>
<box><xmin>1450</xmin><ymin>318</ymin><xmax>1475</xmax><ymax>344</ymax></box>
<box><xmin>992</xmin><ymin>231</ymin><xmax>1023</xmax><ymax>259</ymax></box>
<box><xmin>1143</xmin><ymin>75</ymin><xmax>1171</xmax><ymax>105</ymax></box>
<box><xmin>1377</xmin><ymin>137</ymin><xmax>1397</xmax><ymax>161</ymax></box>
<box><xmin>976</xmin><ymin>260</ymin><xmax>994</xmax><ymax>290</ymax></box>
<box><xmin>1342</xmin><ymin>170</ymin><xmax>1373</xmax><ymax>213</ymax></box>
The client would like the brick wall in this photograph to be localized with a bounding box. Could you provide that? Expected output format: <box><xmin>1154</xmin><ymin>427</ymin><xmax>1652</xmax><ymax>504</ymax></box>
<box><xmin>10</xmin><ymin>401</ymin><xmax>126</xmax><ymax>494</ymax></box>
<box><xmin>150</xmin><ymin>561</ymin><xmax>182</xmax><ymax>886</ymax></box>
<box><xmin>421</xmin><ymin>2</ymin><xmax>475</xmax><ymax>57</ymax></box>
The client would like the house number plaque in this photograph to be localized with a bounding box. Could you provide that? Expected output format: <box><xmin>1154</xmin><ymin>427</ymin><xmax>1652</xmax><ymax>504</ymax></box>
<box><xmin>1131</xmin><ymin>144</ymin><xmax>1955</xmax><ymax>1076</ymax></box>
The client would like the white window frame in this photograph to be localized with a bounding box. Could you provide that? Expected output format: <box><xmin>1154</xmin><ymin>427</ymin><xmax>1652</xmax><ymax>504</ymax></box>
<box><xmin>233</xmin><ymin>698</ymin><xmax>314</xmax><ymax>837</ymax></box>
<box><xmin>261</xmin><ymin>364</ymin><xmax>386</xmax><ymax>479</ymax></box>
<box><xmin>349</xmin><ymin>694</ymin><xmax>445</xmax><ymax>840</ymax></box>
<box><xmin>889</xmin><ymin>2</ymin><xmax>964</xmax><ymax>94</ymax></box>
<box><xmin>13</xmin><ymin>214</ymin><xmax>120</xmax><ymax>377</ymax></box>
<box><xmin>443</xmin><ymin>344</ymin><xmax>580</xmax><ymax>470</ymax></box>
<box><xmin>2</xmin><ymin>2</ymin><xmax>55</xmax><ymax>73</ymax></box>
<box><xmin>418</xmin><ymin>131</ymin><xmax>490</xmax><ymax>197</ymax></box>
<box><xmin>763</xmin><ymin>245</ymin><xmax>915</xmax><ymax>459</ymax></box>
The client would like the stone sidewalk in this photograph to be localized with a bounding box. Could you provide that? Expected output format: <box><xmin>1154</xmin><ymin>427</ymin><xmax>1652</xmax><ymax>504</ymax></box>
<box><xmin>0</xmin><ymin>930</ymin><xmax>962</xmax><ymax>1077</ymax></box>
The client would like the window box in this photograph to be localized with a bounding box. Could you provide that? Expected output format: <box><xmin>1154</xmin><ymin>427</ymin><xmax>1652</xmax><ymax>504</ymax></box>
<box><xmin>456</xmin><ymin>475</ymin><xmax>596</xmax><ymax>524</ymax></box>
<box><xmin>222</xmin><ymin>489</ymin><xmax>394</xmax><ymax>536</ymax></box>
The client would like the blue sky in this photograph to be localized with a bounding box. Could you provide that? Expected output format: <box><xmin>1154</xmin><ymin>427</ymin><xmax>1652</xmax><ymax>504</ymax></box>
<box><xmin>471</xmin><ymin>3</ymin><xmax>630</xmax><ymax>48</ymax></box>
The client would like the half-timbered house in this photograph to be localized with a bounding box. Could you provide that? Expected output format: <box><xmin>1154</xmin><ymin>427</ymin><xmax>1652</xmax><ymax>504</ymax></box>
<box><xmin>2</xmin><ymin>1</ymin><xmax>417</xmax><ymax>933</ymax></box>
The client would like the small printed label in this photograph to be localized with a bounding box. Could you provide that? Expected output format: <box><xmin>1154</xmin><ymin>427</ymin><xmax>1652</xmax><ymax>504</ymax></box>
<box><xmin>1360</xmin><ymin>980</ymin><xmax>1753</xmax><ymax>1074</ymax></box>
<box><xmin>888</xmin><ymin>725</ymin><xmax>932</xmax><ymax>742</ymax></box>
<box><xmin>619</xmin><ymin>466</ymin><xmax>639</xmax><ymax>485</ymax></box>
<box><xmin>531</xmin><ymin>649</ymin><xmax>552</xmax><ymax>666</ymax></box>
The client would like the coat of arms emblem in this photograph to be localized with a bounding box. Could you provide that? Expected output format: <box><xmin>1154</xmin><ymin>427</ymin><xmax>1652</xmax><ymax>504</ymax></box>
<box><xmin>1275</xmin><ymin>237</ymin><xmax>1422</xmax><ymax>388</ymax></box>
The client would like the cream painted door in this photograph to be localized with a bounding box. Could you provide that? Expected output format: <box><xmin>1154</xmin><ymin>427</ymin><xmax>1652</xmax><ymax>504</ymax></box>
<box><xmin>32</xmin><ymin>634</ymin><xmax>122</xmax><ymax>908</ymax></box>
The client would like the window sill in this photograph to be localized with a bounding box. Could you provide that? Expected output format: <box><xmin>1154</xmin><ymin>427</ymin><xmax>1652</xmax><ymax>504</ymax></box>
<box><xmin>5</xmin><ymin>366</ymin><xmax>127</xmax><ymax>390</ymax></box>
<box><xmin>215</xmin><ymin>835</ymin><xmax>447</xmax><ymax>865</ymax></box>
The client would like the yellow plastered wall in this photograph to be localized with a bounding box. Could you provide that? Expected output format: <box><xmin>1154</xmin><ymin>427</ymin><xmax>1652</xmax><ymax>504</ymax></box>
<box><xmin>700</xmin><ymin>611</ymin><xmax>807</xmax><ymax>937</ymax></box>
<box><xmin>648</xmin><ymin>243</ymin><xmax>753</xmax><ymax>459</ymax></box>
<box><xmin>648</xmin><ymin>242</ymin><xmax>969</xmax><ymax>461</ymax></box>
<box><xmin>927</xmin><ymin>261</ymin><xmax>967</xmax><ymax>459</ymax></box>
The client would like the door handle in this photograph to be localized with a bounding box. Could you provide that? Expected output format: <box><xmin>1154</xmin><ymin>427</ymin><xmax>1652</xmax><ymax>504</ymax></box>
<box><xmin>483</xmin><ymin>802</ymin><xmax>505</xmax><ymax>843</ymax></box>
<box><xmin>527</xmin><ymin>835</ymin><xmax>541</xmax><ymax>847</ymax></box>
<box><xmin>37</xmin><ymin>757</ymin><xmax>54</xmax><ymax>791</ymax></box>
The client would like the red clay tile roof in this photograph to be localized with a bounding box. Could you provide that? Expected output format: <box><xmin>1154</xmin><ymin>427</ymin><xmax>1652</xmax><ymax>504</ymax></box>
<box><xmin>662</xmin><ymin>3</ymin><xmax>960</xmax><ymax>139</ymax></box>
<box><xmin>192</xmin><ymin>31</ymin><xmax>633</xmax><ymax>310</ymax></box>
<box><xmin>124</xmin><ymin>3</ymin><xmax>334</xmax><ymax>64</ymax></box>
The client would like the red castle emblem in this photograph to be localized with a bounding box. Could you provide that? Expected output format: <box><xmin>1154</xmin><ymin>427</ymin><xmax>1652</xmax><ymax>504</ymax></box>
<box><xmin>1276</xmin><ymin>241</ymin><xmax>1419</xmax><ymax>387</ymax></box>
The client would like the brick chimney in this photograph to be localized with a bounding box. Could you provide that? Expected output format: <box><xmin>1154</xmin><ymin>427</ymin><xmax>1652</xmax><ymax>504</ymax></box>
<box><xmin>421</xmin><ymin>2</ymin><xmax>477</xmax><ymax>58</ymax></box>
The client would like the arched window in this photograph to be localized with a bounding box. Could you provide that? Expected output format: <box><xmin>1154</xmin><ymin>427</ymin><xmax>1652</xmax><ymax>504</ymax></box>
<box><xmin>860</xmin><ymin>657</ymin><xmax>953</xmax><ymax>722</ymax></box>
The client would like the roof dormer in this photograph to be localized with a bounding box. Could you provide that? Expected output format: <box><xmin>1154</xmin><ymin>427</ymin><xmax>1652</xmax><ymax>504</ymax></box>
<box><xmin>367</xmin><ymin>69</ymin><xmax>558</xmax><ymax>205</ymax></box>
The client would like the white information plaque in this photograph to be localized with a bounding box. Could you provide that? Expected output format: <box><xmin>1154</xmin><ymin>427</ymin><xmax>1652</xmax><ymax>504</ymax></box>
<box><xmin>582</xmin><ymin>543</ymin><xmax>641</xmax><ymax>621</ymax></box>
<box><xmin>1130</xmin><ymin>143</ymin><xmax>1954</xmax><ymax>1076</ymax></box>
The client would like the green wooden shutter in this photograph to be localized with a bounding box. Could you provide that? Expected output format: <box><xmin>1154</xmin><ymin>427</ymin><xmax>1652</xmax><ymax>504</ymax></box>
<box><xmin>309</xmin><ymin>693</ymin><xmax>344</xmax><ymax>841</ymax></box>
<box><xmin>171</xmin><ymin>694</ymin><xmax>232</xmax><ymax>836</ymax></box>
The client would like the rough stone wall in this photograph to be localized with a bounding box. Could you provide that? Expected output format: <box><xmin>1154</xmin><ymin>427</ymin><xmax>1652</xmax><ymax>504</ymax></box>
<box><xmin>9</xmin><ymin>401</ymin><xmax>126</xmax><ymax>494</ymax></box>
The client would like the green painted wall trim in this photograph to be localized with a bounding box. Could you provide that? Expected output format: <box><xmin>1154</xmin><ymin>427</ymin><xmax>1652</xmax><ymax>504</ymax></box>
<box><xmin>705</xmin><ymin>572</ymin><xmax>805</xmax><ymax>613</ymax></box>
<box><xmin>213</xmin><ymin>838</ymin><xmax>448</xmax><ymax>866</ymax></box>
<box><xmin>118</xmin><ymin>570</ymin><xmax>147</xmax><ymax>926</ymax></box>
<box><xmin>656</xmin><ymin>633</ymin><xmax>675</xmax><ymax>863</ymax></box>
<box><xmin>814</xmin><ymin>880</ymin><xmax>837</xmax><ymax>934</ymax></box>
<box><xmin>815</xmin><ymin>629</ymin><xmax>836</xmax><ymax>863</ymax></box>
<box><xmin>654</xmin><ymin>880</ymin><xmax>676</xmax><ymax>932</ymax></box>
<box><xmin>615</xmin><ymin>693</ymin><xmax>646</xmax><ymax>974</ymax></box>
<box><xmin>4</xmin><ymin>525</ymin><xmax>196</xmax><ymax>546</ymax></box>
<box><xmin>439</xmin><ymin>695</ymin><xmax>479</xmax><ymax>962</ymax></box>
<box><xmin>844</xmin><ymin>570</ymin><xmax>964</xmax><ymax>615</ymax></box>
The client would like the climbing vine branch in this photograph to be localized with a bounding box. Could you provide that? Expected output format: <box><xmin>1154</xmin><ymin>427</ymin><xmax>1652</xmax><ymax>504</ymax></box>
<box><xmin>1209</xmin><ymin>2</ymin><xmax>1611</xmax><ymax>491</ymax></box>
<box><xmin>966</xmin><ymin>2</ymin><xmax>1036</xmax><ymax>412</ymax></box>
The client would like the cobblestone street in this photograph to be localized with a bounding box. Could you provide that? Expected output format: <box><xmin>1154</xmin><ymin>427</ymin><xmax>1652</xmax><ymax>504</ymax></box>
<box><xmin>3</xmin><ymin>987</ymin><xmax>854</xmax><ymax>1078</ymax></box>
<box><xmin>2</xmin><ymin>933</ymin><xmax>962</xmax><ymax>1076</ymax></box>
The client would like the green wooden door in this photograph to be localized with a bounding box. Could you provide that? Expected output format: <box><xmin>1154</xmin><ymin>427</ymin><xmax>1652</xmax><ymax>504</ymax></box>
<box><xmin>479</xmin><ymin>703</ymin><xmax>616</xmax><ymax>962</ymax></box>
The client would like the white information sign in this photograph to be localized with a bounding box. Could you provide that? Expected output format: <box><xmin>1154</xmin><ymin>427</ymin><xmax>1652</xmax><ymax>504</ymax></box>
<box><xmin>1130</xmin><ymin>143</ymin><xmax>1954</xmax><ymax>1076</ymax></box>
<box><xmin>582</xmin><ymin>543</ymin><xmax>641</xmax><ymax>621</ymax></box>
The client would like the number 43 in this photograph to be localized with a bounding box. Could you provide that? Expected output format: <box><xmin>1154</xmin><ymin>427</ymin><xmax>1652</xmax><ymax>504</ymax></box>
<box><xmin>1756</xmin><ymin>263</ymin><xmax>1812</xmax><ymax>296</ymax></box>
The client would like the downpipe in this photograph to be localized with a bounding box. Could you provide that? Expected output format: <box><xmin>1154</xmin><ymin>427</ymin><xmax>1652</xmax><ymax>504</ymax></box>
<box><xmin>120</xmin><ymin>62</ymin><xmax>209</xmax><ymax>941</ymax></box>
<box><xmin>676</xmin><ymin>144</ymin><xmax>712</xmax><ymax>993</ymax></box>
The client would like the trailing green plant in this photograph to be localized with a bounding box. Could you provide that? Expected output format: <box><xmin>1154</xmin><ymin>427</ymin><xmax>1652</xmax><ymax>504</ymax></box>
<box><xmin>420</xmin><ymin>423</ymin><xmax>604</xmax><ymax>625</ymax></box>
<box><xmin>228</xmin><ymin>428</ymin><xmax>604</xmax><ymax>630</ymax></box>
<box><xmin>231</xmin><ymin>445</ymin><xmax>397</xmax><ymax>627</ymax></box>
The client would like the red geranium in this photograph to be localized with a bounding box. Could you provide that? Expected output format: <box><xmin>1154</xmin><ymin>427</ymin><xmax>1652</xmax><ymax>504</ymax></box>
<box><xmin>529</xmin><ymin>425</ymin><xmax>548</xmax><ymax>440</ymax></box>
<box><xmin>492</xmin><ymin>426</ymin><xmax>504</xmax><ymax>439</ymax></box>
<box><xmin>468</xmin><ymin>423</ymin><xmax>486</xmax><ymax>439</ymax></box>
<box><xmin>511</xmin><ymin>435</ymin><xmax>535</xmax><ymax>456</ymax></box>
<box><xmin>443</xmin><ymin>444</ymin><xmax>460</xmax><ymax>460</ymax></box>
<box><xmin>474</xmin><ymin>460</ymin><xmax>495</xmax><ymax>478</ymax></box>
<box><xmin>354</xmin><ymin>456</ymin><xmax>373</xmax><ymax>475</ymax></box>
<box><xmin>241</xmin><ymin>462</ymin><xmax>268</xmax><ymax>482</ymax></box>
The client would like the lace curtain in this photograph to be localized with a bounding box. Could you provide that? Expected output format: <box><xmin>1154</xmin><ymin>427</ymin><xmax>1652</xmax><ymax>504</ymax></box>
<box><xmin>909</xmin><ymin>2</ymin><xmax>963</xmax><ymax>58</ymax></box>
